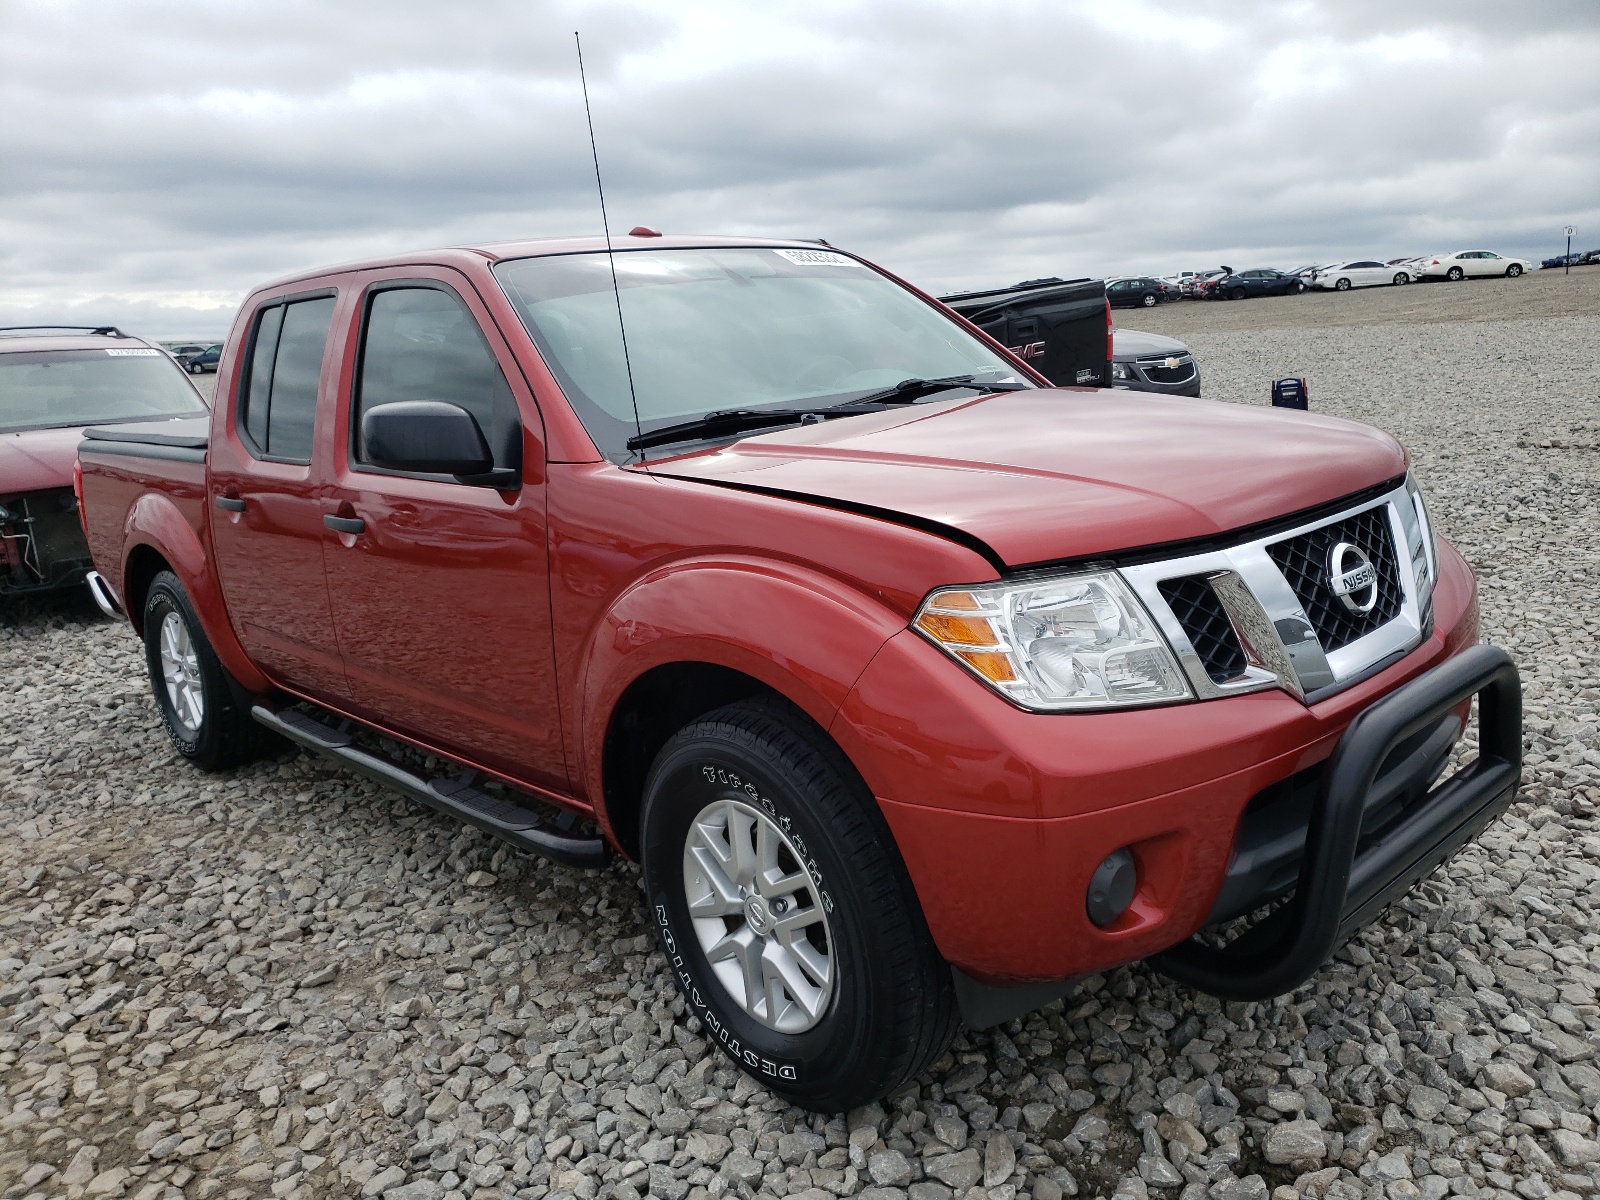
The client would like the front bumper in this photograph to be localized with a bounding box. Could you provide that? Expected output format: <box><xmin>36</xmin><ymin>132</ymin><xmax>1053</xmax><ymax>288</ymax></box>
<box><xmin>1152</xmin><ymin>643</ymin><xmax>1519</xmax><ymax>1000</ymax></box>
<box><xmin>832</xmin><ymin>538</ymin><xmax>1512</xmax><ymax>992</ymax></box>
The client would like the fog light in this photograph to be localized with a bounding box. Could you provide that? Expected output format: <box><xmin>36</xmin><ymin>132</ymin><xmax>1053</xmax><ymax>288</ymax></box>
<box><xmin>1086</xmin><ymin>848</ymin><xmax>1137</xmax><ymax>928</ymax></box>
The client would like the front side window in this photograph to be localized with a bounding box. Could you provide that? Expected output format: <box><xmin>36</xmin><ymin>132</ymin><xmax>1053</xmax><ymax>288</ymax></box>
<box><xmin>0</xmin><ymin>348</ymin><xmax>207</xmax><ymax>433</ymax></box>
<box><xmin>239</xmin><ymin>296</ymin><xmax>335</xmax><ymax>462</ymax></box>
<box><xmin>494</xmin><ymin>247</ymin><xmax>1027</xmax><ymax>461</ymax></box>
<box><xmin>353</xmin><ymin>286</ymin><xmax>520</xmax><ymax>470</ymax></box>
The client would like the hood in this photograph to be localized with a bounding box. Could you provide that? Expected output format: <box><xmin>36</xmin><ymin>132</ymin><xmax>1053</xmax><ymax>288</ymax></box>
<box><xmin>0</xmin><ymin>426</ymin><xmax>84</xmax><ymax>495</ymax></box>
<box><xmin>651</xmin><ymin>389</ymin><xmax>1405</xmax><ymax>569</ymax></box>
<box><xmin>1112</xmin><ymin>329</ymin><xmax>1190</xmax><ymax>360</ymax></box>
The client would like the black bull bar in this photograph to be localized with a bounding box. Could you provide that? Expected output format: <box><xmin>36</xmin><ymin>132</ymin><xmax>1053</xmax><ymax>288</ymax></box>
<box><xmin>1153</xmin><ymin>643</ymin><xmax>1522</xmax><ymax>1001</ymax></box>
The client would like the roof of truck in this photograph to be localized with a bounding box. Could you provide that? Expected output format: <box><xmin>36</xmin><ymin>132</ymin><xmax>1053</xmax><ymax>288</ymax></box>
<box><xmin>252</xmin><ymin>233</ymin><xmax>837</xmax><ymax>293</ymax></box>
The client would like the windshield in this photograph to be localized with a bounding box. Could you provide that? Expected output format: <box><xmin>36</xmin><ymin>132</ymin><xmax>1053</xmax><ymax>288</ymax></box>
<box><xmin>0</xmin><ymin>348</ymin><xmax>208</xmax><ymax>433</ymax></box>
<box><xmin>493</xmin><ymin>247</ymin><xmax>1028</xmax><ymax>460</ymax></box>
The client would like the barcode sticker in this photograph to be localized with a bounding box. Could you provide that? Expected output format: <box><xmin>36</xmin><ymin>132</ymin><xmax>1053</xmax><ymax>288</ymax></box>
<box><xmin>774</xmin><ymin>248</ymin><xmax>861</xmax><ymax>268</ymax></box>
<box><xmin>105</xmin><ymin>348</ymin><xmax>160</xmax><ymax>356</ymax></box>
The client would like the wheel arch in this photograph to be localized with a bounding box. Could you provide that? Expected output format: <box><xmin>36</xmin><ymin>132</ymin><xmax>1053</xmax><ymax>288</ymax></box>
<box><xmin>580</xmin><ymin>557</ymin><xmax>908</xmax><ymax>857</ymax></box>
<box><xmin>119</xmin><ymin>493</ymin><xmax>270</xmax><ymax>693</ymax></box>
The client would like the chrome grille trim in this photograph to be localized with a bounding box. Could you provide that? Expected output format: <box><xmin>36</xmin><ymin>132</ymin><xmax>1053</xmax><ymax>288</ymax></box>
<box><xmin>1120</xmin><ymin>483</ymin><xmax>1430</xmax><ymax>705</ymax></box>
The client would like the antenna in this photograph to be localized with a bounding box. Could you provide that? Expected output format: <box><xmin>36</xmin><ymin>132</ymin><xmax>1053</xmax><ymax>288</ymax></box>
<box><xmin>575</xmin><ymin>31</ymin><xmax>645</xmax><ymax>458</ymax></box>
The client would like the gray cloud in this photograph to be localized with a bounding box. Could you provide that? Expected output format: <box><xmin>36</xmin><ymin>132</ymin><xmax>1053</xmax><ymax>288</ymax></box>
<box><xmin>2</xmin><ymin>0</ymin><xmax>1596</xmax><ymax>337</ymax></box>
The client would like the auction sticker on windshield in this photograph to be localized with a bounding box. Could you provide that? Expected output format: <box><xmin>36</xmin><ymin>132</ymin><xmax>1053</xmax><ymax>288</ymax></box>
<box><xmin>774</xmin><ymin>248</ymin><xmax>862</xmax><ymax>268</ymax></box>
<box><xmin>105</xmin><ymin>348</ymin><xmax>161</xmax><ymax>356</ymax></box>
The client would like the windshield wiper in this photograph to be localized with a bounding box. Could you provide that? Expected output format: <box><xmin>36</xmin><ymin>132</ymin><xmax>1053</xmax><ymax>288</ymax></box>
<box><xmin>834</xmin><ymin>375</ymin><xmax>1028</xmax><ymax>408</ymax></box>
<box><xmin>626</xmin><ymin>407</ymin><xmax>835</xmax><ymax>452</ymax></box>
<box><xmin>625</xmin><ymin>375</ymin><xmax>1030</xmax><ymax>452</ymax></box>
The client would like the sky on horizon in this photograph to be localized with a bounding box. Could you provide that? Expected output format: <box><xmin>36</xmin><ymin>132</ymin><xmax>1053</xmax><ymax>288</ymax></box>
<box><xmin>3</xmin><ymin>0</ymin><xmax>1597</xmax><ymax>337</ymax></box>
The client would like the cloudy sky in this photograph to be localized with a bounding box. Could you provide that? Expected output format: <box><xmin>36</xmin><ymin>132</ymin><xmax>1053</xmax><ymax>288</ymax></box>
<box><xmin>3</xmin><ymin>0</ymin><xmax>1597</xmax><ymax>337</ymax></box>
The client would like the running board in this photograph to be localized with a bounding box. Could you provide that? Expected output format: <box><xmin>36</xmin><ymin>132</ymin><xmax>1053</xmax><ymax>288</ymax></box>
<box><xmin>251</xmin><ymin>704</ymin><xmax>609</xmax><ymax>868</ymax></box>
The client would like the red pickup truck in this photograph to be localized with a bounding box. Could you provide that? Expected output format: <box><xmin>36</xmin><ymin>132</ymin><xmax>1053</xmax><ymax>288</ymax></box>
<box><xmin>77</xmin><ymin>233</ymin><xmax>1521</xmax><ymax>1112</ymax></box>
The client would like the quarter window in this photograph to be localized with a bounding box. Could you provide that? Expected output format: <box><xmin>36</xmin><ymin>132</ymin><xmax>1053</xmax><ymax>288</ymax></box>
<box><xmin>353</xmin><ymin>286</ymin><xmax>520</xmax><ymax>470</ymax></box>
<box><xmin>239</xmin><ymin>296</ymin><xmax>335</xmax><ymax>462</ymax></box>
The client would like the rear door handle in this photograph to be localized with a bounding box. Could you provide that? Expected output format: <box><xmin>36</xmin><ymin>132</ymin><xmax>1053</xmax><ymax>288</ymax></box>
<box><xmin>214</xmin><ymin>495</ymin><xmax>246</xmax><ymax>512</ymax></box>
<box><xmin>323</xmin><ymin>514</ymin><xmax>365</xmax><ymax>535</ymax></box>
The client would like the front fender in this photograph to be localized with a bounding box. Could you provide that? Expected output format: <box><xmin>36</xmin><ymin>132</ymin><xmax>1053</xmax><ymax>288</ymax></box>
<box><xmin>578</xmin><ymin>555</ymin><xmax>906</xmax><ymax>818</ymax></box>
<box><xmin>122</xmin><ymin>492</ymin><xmax>270</xmax><ymax>693</ymax></box>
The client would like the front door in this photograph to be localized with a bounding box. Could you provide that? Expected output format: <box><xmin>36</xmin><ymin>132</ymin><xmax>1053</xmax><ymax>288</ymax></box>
<box><xmin>209</xmin><ymin>292</ymin><xmax>350</xmax><ymax>701</ymax></box>
<box><xmin>320</xmin><ymin>273</ymin><xmax>567</xmax><ymax>791</ymax></box>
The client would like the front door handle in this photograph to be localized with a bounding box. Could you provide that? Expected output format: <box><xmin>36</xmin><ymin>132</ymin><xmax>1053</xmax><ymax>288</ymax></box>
<box><xmin>323</xmin><ymin>514</ymin><xmax>365</xmax><ymax>535</ymax></box>
<box><xmin>215</xmin><ymin>495</ymin><xmax>246</xmax><ymax>512</ymax></box>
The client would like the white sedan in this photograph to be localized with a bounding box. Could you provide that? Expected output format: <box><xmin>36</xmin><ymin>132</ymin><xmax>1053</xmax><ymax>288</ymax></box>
<box><xmin>1308</xmin><ymin>260</ymin><xmax>1416</xmax><ymax>290</ymax></box>
<box><xmin>1415</xmin><ymin>250</ymin><xmax>1534</xmax><ymax>281</ymax></box>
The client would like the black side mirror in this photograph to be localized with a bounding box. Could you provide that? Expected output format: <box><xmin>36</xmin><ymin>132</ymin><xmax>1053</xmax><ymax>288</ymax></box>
<box><xmin>361</xmin><ymin>401</ymin><xmax>518</xmax><ymax>488</ymax></box>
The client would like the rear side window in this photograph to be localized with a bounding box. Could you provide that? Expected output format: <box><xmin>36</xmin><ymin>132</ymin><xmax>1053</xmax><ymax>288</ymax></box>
<box><xmin>239</xmin><ymin>296</ymin><xmax>336</xmax><ymax>462</ymax></box>
<box><xmin>353</xmin><ymin>286</ymin><xmax>519</xmax><ymax>470</ymax></box>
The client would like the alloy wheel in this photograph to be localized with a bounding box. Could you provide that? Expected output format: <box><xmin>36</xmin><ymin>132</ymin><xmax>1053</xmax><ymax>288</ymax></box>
<box><xmin>682</xmin><ymin>797</ymin><xmax>834</xmax><ymax>1033</ymax></box>
<box><xmin>158</xmin><ymin>610</ymin><xmax>205</xmax><ymax>735</ymax></box>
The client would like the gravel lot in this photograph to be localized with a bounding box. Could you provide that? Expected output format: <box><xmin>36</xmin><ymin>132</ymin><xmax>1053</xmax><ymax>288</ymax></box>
<box><xmin>4</xmin><ymin>289</ymin><xmax>1599</xmax><ymax>1200</ymax></box>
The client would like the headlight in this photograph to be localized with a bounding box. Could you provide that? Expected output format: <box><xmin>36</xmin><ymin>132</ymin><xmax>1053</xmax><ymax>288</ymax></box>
<box><xmin>1404</xmin><ymin>474</ymin><xmax>1438</xmax><ymax>621</ymax></box>
<box><xmin>1110</xmin><ymin>362</ymin><xmax>1133</xmax><ymax>380</ymax></box>
<box><xmin>913</xmin><ymin>571</ymin><xmax>1192</xmax><ymax>711</ymax></box>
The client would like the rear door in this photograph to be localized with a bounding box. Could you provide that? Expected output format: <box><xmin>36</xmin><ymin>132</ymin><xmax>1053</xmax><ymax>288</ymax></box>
<box><xmin>208</xmin><ymin>291</ymin><xmax>350</xmax><ymax>700</ymax></box>
<box><xmin>320</xmin><ymin>269</ymin><xmax>567</xmax><ymax>790</ymax></box>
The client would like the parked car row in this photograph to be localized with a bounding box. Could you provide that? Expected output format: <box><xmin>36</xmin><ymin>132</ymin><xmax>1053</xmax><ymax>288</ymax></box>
<box><xmin>1132</xmin><ymin>248</ymin><xmax>1541</xmax><ymax>300</ymax></box>
<box><xmin>1541</xmin><ymin>249</ymin><xmax>1600</xmax><ymax>269</ymax></box>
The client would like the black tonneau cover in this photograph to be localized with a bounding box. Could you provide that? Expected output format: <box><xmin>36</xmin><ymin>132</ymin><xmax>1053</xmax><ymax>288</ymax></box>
<box><xmin>81</xmin><ymin>416</ymin><xmax>210</xmax><ymax>449</ymax></box>
<box><xmin>939</xmin><ymin>277</ymin><xmax>1109</xmax><ymax>389</ymax></box>
<box><xmin>79</xmin><ymin>416</ymin><xmax>210</xmax><ymax>464</ymax></box>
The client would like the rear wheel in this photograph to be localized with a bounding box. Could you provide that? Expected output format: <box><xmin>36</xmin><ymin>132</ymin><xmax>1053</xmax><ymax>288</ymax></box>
<box><xmin>143</xmin><ymin>571</ymin><xmax>268</xmax><ymax>771</ymax></box>
<box><xmin>1229</xmin><ymin>287</ymin><xmax>1247</xmax><ymax>301</ymax></box>
<box><xmin>641</xmin><ymin>700</ymin><xmax>955</xmax><ymax>1112</ymax></box>
<box><xmin>1506</xmin><ymin>263</ymin><xmax>1522</xmax><ymax>278</ymax></box>
<box><xmin>1141</xmin><ymin>292</ymin><xmax>1157</xmax><ymax>307</ymax></box>
<box><xmin>1335</xmin><ymin>278</ymin><xmax>1351</xmax><ymax>291</ymax></box>
<box><xmin>1446</xmin><ymin>266</ymin><xmax>1464</xmax><ymax>281</ymax></box>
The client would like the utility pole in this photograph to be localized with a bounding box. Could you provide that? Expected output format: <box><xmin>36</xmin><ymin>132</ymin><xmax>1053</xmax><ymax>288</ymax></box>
<box><xmin>1565</xmin><ymin>226</ymin><xmax>1576</xmax><ymax>275</ymax></box>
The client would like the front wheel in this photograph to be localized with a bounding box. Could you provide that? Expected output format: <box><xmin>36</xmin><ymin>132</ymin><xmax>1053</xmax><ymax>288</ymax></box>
<box><xmin>1293</xmin><ymin>281</ymin><xmax>1306</xmax><ymax>294</ymax></box>
<box><xmin>1506</xmin><ymin>264</ymin><xmax>1522</xmax><ymax>278</ymax></box>
<box><xmin>1447</xmin><ymin>266</ymin><xmax>1464</xmax><ymax>281</ymax></box>
<box><xmin>641</xmin><ymin>700</ymin><xmax>955</xmax><ymax>1112</ymax></box>
<box><xmin>1335</xmin><ymin>277</ymin><xmax>1351</xmax><ymax>291</ymax></box>
<box><xmin>1393</xmin><ymin>272</ymin><xmax>1410</xmax><ymax>286</ymax></box>
<box><xmin>188</xmin><ymin>361</ymin><xmax>203</xmax><ymax>374</ymax></box>
<box><xmin>143</xmin><ymin>571</ymin><xmax>268</xmax><ymax>771</ymax></box>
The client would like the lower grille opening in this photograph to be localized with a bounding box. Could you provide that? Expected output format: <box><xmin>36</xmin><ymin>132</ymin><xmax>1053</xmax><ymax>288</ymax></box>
<box><xmin>1206</xmin><ymin>712</ymin><xmax>1461</xmax><ymax>925</ymax></box>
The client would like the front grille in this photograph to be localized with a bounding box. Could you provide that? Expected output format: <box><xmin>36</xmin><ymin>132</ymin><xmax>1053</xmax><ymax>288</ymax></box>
<box><xmin>1159</xmin><ymin>575</ymin><xmax>1247</xmax><ymax>683</ymax></box>
<box><xmin>1137</xmin><ymin>356</ymin><xmax>1196</xmax><ymax>384</ymax></box>
<box><xmin>1267</xmin><ymin>504</ymin><xmax>1403</xmax><ymax>652</ymax></box>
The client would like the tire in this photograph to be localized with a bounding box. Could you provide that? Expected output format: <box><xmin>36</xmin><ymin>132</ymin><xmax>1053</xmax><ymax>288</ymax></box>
<box><xmin>1141</xmin><ymin>292</ymin><xmax>1157</xmax><ymax>307</ymax></box>
<box><xmin>1446</xmin><ymin>266</ymin><xmax>1464</xmax><ymax>281</ymax></box>
<box><xmin>142</xmin><ymin>570</ymin><xmax>267</xmax><ymax>771</ymax></box>
<box><xmin>1393</xmin><ymin>273</ymin><xmax>1409</xmax><ymax>286</ymax></box>
<box><xmin>1506</xmin><ymin>264</ymin><xmax>1522</xmax><ymax>278</ymax></box>
<box><xmin>1229</xmin><ymin>287</ymin><xmax>1247</xmax><ymax>301</ymax></box>
<box><xmin>641</xmin><ymin>699</ymin><xmax>956</xmax><ymax>1112</ymax></box>
<box><xmin>1334</xmin><ymin>278</ymin><xmax>1351</xmax><ymax>292</ymax></box>
<box><xmin>1293</xmin><ymin>281</ymin><xmax>1305</xmax><ymax>294</ymax></box>
<box><xmin>188</xmin><ymin>361</ymin><xmax>203</xmax><ymax>374</ymax></box>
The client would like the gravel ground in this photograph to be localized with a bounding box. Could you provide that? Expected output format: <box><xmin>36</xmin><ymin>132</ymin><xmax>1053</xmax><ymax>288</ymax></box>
<box><xmin>3</xmin><ymin>305</ymin><xmax>1599</xmax><ymax>1200</ymax></box>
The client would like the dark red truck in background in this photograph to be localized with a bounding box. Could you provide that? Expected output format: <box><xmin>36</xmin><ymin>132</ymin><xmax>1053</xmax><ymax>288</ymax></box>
<box><xmin>77</xmin><ymin>233</ymin><xmax>1521</xmax><ymax>1111</ymax></box>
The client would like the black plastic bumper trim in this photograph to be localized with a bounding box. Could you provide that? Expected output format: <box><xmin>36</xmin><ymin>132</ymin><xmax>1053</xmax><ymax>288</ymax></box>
<box><xmin>1152</xmin><ymin>643</ymin><xmax>1521</xmax><ymax>1001</ymax></box>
